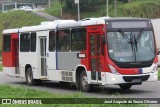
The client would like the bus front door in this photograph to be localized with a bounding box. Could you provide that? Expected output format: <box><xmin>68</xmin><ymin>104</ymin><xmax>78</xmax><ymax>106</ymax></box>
<box><xmin>40</xmin><ymin>37</ymin><xmax>47</xmax><ymax>77</ymax></box>
<box><xmin>89</xmin><ymin>33</ymin><xmax>102</xmax><ymax>83</ymax></box>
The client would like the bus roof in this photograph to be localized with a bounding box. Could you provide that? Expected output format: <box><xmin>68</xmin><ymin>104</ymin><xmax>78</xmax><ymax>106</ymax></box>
<box><xmin>19</xmin><ymin>18</ymin><xmax>106</xmax><ymax>32</ymax></box>
<box><xmin>58</xmin><ymin>18</ymin><xmax>107</xmax><ymax>29</ymax></box>
<box><xmin>3</xmin><ymin>28</ymin><xmax>19</xmax><ymax>34</ymax></box>
<box><xmin>103</xmin><ymin>17</ymin><xmax>150</xmax><ymax>21</ymax></box>
<box><xmin>19</xmin><ymin>20</ymin><xmax>76</xmax><ymax>33</ymax></box>
<box><xmin>19</xmin><ymin>24</ymin><xmax>57</xmax><ymax>33</ymax></box>
<box><xmin>3</xmin><ymin>17</ymin><xmax>151</xmax><ymax>33</ymax></box>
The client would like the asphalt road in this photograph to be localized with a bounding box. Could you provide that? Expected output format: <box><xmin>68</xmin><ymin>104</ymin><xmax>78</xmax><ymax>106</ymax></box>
<box><xmin>0</xmin><ymin>72</ymin><xmax>160</xmax><ymax>98</ymax></box>
<box><xmin>33</xmin><ymin>11</ymin><xmax>60</xmax><ymax>21</ymax></box>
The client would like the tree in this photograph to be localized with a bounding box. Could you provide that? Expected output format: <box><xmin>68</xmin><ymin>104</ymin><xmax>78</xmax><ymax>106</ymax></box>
<box><xmin>64</xmin><ymin>0</ymin><xmax>105</xmax><ymax>12</ymax></box>
<box><xmin>120</xmin><ymin>0</ymin><xmax>133</xmax><ymax>3</ymax></box>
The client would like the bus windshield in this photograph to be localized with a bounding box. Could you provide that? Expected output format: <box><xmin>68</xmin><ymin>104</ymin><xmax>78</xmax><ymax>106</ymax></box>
<box><xmin>107</xmin><ymin>30</ymin><xmax>155</xmax><ymax>62</ymax></box>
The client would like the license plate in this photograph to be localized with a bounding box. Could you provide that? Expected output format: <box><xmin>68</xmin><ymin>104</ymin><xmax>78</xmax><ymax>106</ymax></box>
<box><xmin>132</xmin><ymin>79</ymin><xmax>141</xmax><ymax>83</ymax></box>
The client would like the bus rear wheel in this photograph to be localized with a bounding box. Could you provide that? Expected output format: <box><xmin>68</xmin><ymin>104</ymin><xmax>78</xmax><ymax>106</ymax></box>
<box><xmin>119</xmin><ymin>84</ymin><xmax>132</xmax><ymax>90</ymax></box>
<box><xmin>26</xmin><ymin>67</ymin><xmax>35</xmax><ymax>86</ymax></box>
<box><xmin>79</xmin><ymin>70</ymin><xmax>93</xmax><ymax>92</ymax></box>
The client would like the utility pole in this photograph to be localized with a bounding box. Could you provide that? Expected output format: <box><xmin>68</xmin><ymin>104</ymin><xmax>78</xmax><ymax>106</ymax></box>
<box><xmin>114</xmin><ymin>0</ymin><xmax>117</xmax><ymax>17</ymax></box>
<box><xmin>59</xmin><ymin>0</ymin><xmax>63</xmax><ymax>18</ymax></box>
<box><xmin>75</xmin><ymin>0</ymin><xmax>80</xmax><ymax>20</ymax></box>
<box><xmin>106</xmin><ymin>0</ymin><xmax>109</xmax><ymax>16</ymax></box>
<box><xmin>77</xmin><ymin>2</ymin><xmax>80</xmax><ymax>20</ymax></box>
<box><xmin>48</xmin><ymin>0</ymin><xmax>51</xmax><ymax>8</ymax></box>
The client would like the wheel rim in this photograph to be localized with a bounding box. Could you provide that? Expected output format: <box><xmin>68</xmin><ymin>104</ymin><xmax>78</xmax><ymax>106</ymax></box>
<box><xmin>81</xmin><ymin>74</ymin><xmax>88</xmax><ymax>88</ymax></box>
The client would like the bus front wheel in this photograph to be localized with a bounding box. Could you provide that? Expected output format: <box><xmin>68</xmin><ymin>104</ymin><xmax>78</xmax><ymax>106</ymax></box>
<box><xmin>119</xmin><ymin>84</ymin><xmax>132</xmax><ymax>90</ymax></box>
<box><xmin>79</xmin><ymin>70</ymin><xmax>93</xmax><ymax>92</ymax></box>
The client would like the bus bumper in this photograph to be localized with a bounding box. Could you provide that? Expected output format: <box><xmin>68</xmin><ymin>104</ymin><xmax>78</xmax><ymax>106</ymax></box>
<box><xmin>104</xmin><ymin>70</ymin><xmax>158</xmax><ymax>85</ymax></box>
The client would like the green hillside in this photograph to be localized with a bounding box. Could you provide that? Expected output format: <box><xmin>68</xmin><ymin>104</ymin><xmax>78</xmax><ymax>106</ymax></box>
<box><xmin>0</xmin><ymin>10</ymin><xmax>46</xmax><ymax>54</ymax></box>
<box><xmin>44</xmin><ymin>0</ymin><xmax>160</xmax><ymax>19</ymax></box>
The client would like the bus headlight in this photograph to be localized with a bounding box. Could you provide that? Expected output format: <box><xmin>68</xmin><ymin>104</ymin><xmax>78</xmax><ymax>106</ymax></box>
<box><xmin>151</xmin><ymin>63</ymin><xmax>158</xmax><ymax>73</ymax></box>
<box><xmin>108</xmin><ymin>64</ymin><xmax>120</xmax><ymax>75</ymax></box>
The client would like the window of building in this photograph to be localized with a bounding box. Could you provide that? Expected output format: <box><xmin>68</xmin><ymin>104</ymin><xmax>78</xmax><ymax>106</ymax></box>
<box><xmin>20</xmin><ymin>33</ymin><xmax>30</xmax><ymax>52</ymax></box>
<box><xmin>30</xmin><ymin>33</ymin><xmax>36</xmax><ymax>52</ymax></box>
<box><xmin>71</xmin><ymin>28</ymin><xmax>86</xmax><ymax>51</ymax></box>
<box><xmin>56</xmin><ymin>30</ymin><xmax>70</xmax><ymax>52</ymax></box>
<box><xmin>49</xmin><ymin>31</ymin><xmax>55</xmax><ymax>52</ymax></box>
<box><xmin>3</xmin><ymin>35</ymin><xmax>11</xmax><ymax>52</ymax></box>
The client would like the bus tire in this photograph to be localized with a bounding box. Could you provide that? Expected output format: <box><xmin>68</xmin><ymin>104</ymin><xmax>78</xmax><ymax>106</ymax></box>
<box><xmin>119</xmin><ymin>84</ymin><xmax>132</xmax><ymax>90</ymax></box>
<box><xmin>79</xmin><ymin>70</ymin><xmax>93</xmax><ymax>92</ymax></box>
<box><xmin>25</xmin><ymin>67</ymin><xmax>35</xmax><ymax>86</ymax></box>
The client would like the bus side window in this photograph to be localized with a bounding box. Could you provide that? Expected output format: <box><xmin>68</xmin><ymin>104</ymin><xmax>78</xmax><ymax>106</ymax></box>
<box><xmin>20</xmin><ymin>33</ymin><xmax>30</xmax><ymax>52</ymax></box>
<box><xmin>30</xmin><ymin>33</ymin><xmax>36</xmax><ymax>52</ymax></box>
<box><xmin>71</xmin><ymin>28</ymin><xmax>86</xmax><ymax>51</ymax></box>
<box><xmin>56</xmin><ymin>30</ymin><xmax>70</xmax><ymax>52</ymax></box>
<box><xmin>49</xmin><ymin>31</ymin><xmax>55</xmax><ymax>52</ymax></box>
<box><xmin>3</xmin><ymin>35</ymin><xmax>11</xmax><ymax>52</ymax></box>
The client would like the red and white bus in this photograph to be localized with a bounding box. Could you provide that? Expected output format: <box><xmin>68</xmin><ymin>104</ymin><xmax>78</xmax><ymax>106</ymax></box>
<box><xmin>2</xmin><ymin>17</ymin><xmax>158</xmax><ymax>92</ymax></box>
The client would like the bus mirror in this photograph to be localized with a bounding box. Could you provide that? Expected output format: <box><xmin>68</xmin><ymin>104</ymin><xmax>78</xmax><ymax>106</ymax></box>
<box><xmin>102</xmin><ymin>35</ymin><xmax>106</xmax><ymax>44</ymax></box>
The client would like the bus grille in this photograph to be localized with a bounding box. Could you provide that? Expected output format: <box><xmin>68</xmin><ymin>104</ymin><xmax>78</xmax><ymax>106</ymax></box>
<box><xmin>123</xmin><ymin>75</ymin><xmax>150</xmax><ymax>82</ymax></box>
<box><xmin>61</xmin><ymin>71</ymin><xmax>73</xmax><ymax>82</ymax></box>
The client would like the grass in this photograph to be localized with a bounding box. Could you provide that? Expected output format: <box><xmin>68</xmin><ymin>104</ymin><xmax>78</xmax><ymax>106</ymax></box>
<box><xmin>0</xmin><ymin>85</ymin><xmax>146</xmax><ymax>107</ymax></box>
<box><xmin>44</xmin><ymin>0</ymin><xmax>62</xmax><ymax>18</ymax></box>
<box><xmin>0</xmin><ymin>85</ymin><xmax>71</xmax><ymax>98</ymax></box>
<box><xmin>0</xmin><ymin>64</ymin><xmax>2</xmax><ymax>71</ymax></box>
<box><xmin>0</xmin><ymin>10</ymin><xmax>46</xmax><ymax>53</ymax></box>
<box><xmin>0</xmin><ymin>10</ymin><xmax>46</xmax><ymax>60</ymax></box>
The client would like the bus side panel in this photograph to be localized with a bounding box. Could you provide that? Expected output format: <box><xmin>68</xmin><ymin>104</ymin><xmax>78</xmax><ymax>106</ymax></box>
<box><xmin>2</xmin><ymin>33</ymin><xmax>19</xmax><ymax>76</ymax></box>
<box><xmin>2</xmin><ymin>49</ymin><xmax>13</xmax><ymax>67</ymax></box>
<box><xmin>57</xmin><ymin>52</ymin><xmax>80</xmax><ymax>70</ymax></box>
<box><xmin>2</xmin><ymin>33</ymin><xmax>18</xmax><ymax>67</ymax></box>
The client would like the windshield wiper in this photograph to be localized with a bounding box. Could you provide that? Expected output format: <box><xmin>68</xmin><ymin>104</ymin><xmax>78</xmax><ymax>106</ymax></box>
<box><xmin>118</xmin><ymin>30</ymin><xmax>134</xmax><ymax>51</ymax></box>
<box><xmin>118</xmin><ymin>30</ymin><xmax>138</xmax><ymax>61</ymax></box>
<box><xmin>134</xmin><ymin>29</ymin><xmax>144</xmax><ymax>53</ymax></box>
<box><xmin>136</xmin><ymin>29</ymin><xmax>144</xmax><ymax>43</ymax></box>
<box><xmin>118</xmin><ymin>29</ymin><xmax>144</xmax><ymax>49</ymax></box>
<box><xmin>118</xmin><ymin>30</ymin><xmax>130</xmax><ymax>43</ymax></box>
<box><xmin>118</xmin><ymin>29</ymin><xmax>145</xmax><ymax>62</ymax></box>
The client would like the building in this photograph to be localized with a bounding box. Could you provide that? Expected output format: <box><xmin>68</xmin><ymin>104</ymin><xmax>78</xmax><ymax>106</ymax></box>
<box><xmin>0</xmin><ymin>0</ymin><xmax>50</xmax><ymax>12</ymax></box>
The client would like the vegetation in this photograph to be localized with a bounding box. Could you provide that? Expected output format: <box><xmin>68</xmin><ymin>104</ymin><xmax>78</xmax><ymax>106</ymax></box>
<box><xmin>44</xmin><ymin>1</ymin><xmax>62</xmax><ymax>18</ymax></box>
<box><xmin>0</xmin><ymin>85</ymin><xmax>146</xmax><ymax>107</ymax></box>
<box><xmin>44</xmin><ymin>0</ymin><xmax>160</xmax><ymax>19</ymax></box>
<box><xmin>0</xmin><ymin>10</ymin><xmax>46</xmax><ymax>55</ymax></box>
<box><xmin>0</xmin><ymin>64</ymin><xmax>2</xmax><ymax>71</ymax></box>
<box><xmin>64</xmin><ymin>0</ymin><xmax>105</xmax><ymax>12</ymax></box>
<box><xmin>117</xmin><ymin>0</ymin><xmax>160</xmax><ymax>18</ymax></box>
